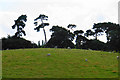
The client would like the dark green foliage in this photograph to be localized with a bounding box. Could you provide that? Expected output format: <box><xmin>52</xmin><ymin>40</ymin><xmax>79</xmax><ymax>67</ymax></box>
<box><xmin>84</xmin><ymin>29</ymin><xmax>94</xmax><ymax>37</ymax></box>
<box><xmin>107</xmin><ymin>26</ymin><xmax>120</xmax><ymax>51</ymax></box>
<box><xmin>94</xmin><ymin>28</ymin><xmax>103</xmax><ymax>40</ymax></box>
<box><xmin>34</xmin><ymin>14</ymin><xmax>48</xmax><ymax>21</ymax></box>
<box><xmin>67</xmin><ymin>24</ymin><xmax>76</xmax><ymax>30</ymax></box>
<box><xmin>85</xmin><ymin>28</ymin><xmax>103</xmax><ymax>40</ymax></box>
<box><xmin>74</xmin><ymin>30</ymin><xmax>86</xmax><ymax>49</ymax></box>
<box><xmin>82</xmin><ymin>39</ymin><xmax>107</xmax><ymax>50</ymax></box>
<box><xmin>34</xmin><ymin>23</ymin><xmax>49</xmax><ymax>31</ymax></box>
<box><xmin>45</xmin><ymin>26</ymin><xmax>75</xmax><ymax>48</ymax></box>
<box><xmin>93</xmin><ymin>22</ymin><xmax>120</xmax><ymax>51</ymax></box>
<box><xmin>50</xmin><ymin>26</ymin><xmax>74</xmax><ymax>41</ymax></box>
<box><xmin>93</xmin><ymin>22</ymin><xmax>119</xmax><ymax>42</ymax></box>
<box><xmin>12</xmin><ymin>15</ymin><xmax>27</xmax><ymax>37</ymax></box>
<box><xmin>45</xmin><ymin>37</ymin><xmax>74</xmax><ymax>48</ymax></box>
<box><xmin>75</xmin><ymin>35</ymin><xmax>88</xmax><ymax>49</ymax></box>
<box><xmin>74</xmin><ymin>30</ymin><xmax>84</xmax><ymax>35</ymax></box>
<box><xmin>34</xmin><ymin>14</ymin><xmax>49</xmax><ymax>44</ymax></box>
<box><xmin>2</xmin><ymin>36</ymin><xmax>38</xmax><ymax>50</ymax></box>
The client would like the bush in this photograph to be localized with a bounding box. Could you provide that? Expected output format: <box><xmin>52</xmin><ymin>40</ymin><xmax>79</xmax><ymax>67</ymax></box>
<box><xmin>2</xmin><ymin>36</ymin><xmax>38</xmax><ymax>50</ymax></box>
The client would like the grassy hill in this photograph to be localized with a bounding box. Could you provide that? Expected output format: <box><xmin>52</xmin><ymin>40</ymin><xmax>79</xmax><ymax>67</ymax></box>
<box><xmin>2</xmin><ymin>48</ymin><xmax>119</xmax><ymax>78</ymax></box>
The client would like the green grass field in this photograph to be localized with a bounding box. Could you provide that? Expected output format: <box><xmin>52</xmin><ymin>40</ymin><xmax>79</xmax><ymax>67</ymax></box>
<box><xmin>2</xmin><ymin>48</ymin><xmax>119</xmax><ymax>78</ymax></box>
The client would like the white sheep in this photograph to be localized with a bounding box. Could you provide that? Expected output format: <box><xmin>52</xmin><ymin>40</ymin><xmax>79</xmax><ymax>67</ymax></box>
<box><xmin>6</xmin><ymin>48</ymin><xmax>9</xmax><ymax>50</ymax></box>
<box><xmin>88</xmin><ymin>49</ymin><xmax>92</xmax><ymax>50</ymax></box>
<box><xmin>67</xmin><ymin>47</ymin><xmax>71</xmax><ymax>49</ymax></box>
<box><xmin>117</xmin><ymin>56</ymin><xmax>119</xmax><ymax>59</ymax></box>
<box><xmin>54</xmin><ymin>46</ymin><xmax>58</xmax><ymax>48</ymax></box>
<box><xmin>47</xmin><ymin>53</ymin><xmax>51</xmax><ymax>56</ymax></box>
<box><xmin>85</xmin><ymin>59</ymin><xmax>88</xmax><ymax>62</ymax></box>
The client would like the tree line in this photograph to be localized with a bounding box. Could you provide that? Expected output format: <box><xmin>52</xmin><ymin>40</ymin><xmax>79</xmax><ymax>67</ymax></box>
<box><xmin>1</xmin><ymin>14</ymin><xmax>120</xmax><ymax>52</ymax></box>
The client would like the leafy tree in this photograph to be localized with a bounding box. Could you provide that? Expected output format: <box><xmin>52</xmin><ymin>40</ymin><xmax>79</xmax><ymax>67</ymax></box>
<box><xmin>74</xmin><ymin>30</ymin><xmax>88</xmax><ymax>48</ymax></box>
<box><xmin>45</xmin><ymin>25</ymin><xmax>75</xmax><ymax>48</ymax></box>
<box><xmin>107</xmin><ymin>25</ymin><xmax>120</xmax><ymax>51</ymax></box>
<box><xmin>34</xmin><ymin>14</ymin><xmax>49</xmax><ymax>44</ymax></box>
<box><xmin>92</xmin><ymin>22</ymin><xmax>120</xmax><ymax>51</ymax></box>
<box><xmin>83</xmin><ymin>39</ymin><xmax>107</xmax><ymax>50</ymax></box>
<box><xmin>12</xmin><ymin>15</ymin><xmax>27</xmax><ymax>37</ymax></box>
<box><xmin>2</xmin><ymin>35</ymin><xmax>38</xmax><ymax>50</ymax></box>
<box><xmin>67</xmin><ymin>24</ymin><xmax>76</xmax><ymax>31</ymax></box>
<box><xmin>74</xmin><ymin>30</ymin><xmax>84</xmax><ymax>36</ymax></box>
<box><xmin>84</xmin><ymin>29</ymin><xmax>94</xmax><ymax>38</ymax></box>
<box><xmin>50</xmin><ymin>26</ymin><xmax>74</xmax><ymax>41</ymax></box>
<box><xmin>93</xmin><ymin>22</ymin><xmax>116</xmax><ymax>42</ymax></box>
<box><xmin>85</xmin><ymin>28</ymin><xmax>103</xmax><ymax>40</ymax></box>
<box><xmin>93</xmin><ymin>27</ymin><xmax>103</xmax><ymax>40</ymax></box>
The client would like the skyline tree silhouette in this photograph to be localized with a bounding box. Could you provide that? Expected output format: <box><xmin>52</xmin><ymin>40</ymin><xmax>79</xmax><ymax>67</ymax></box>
<box><xmin>34</xmin><ymin>14</ymin><xmax>49</xmax><ymax>44</ymax></box>
<box><xmin>12</xmin><ymin>15</ymin><xmax>27</xmax><ymax>37</ymax></box>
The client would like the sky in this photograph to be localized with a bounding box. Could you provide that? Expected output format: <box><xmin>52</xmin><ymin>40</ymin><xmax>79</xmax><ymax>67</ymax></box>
<box><xmin>0</xmin><ymin>0</ymin><xmax>119</xmax><ymax>45</ymax></box>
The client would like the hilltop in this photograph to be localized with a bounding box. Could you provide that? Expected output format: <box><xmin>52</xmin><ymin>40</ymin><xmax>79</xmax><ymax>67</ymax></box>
<box><xmin>2</xmin><ymin>48</ymin><xmax>118</xmax><ymax>78</ymax></box>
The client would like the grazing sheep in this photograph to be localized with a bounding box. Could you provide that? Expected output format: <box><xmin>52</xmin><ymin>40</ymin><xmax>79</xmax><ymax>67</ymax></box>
<box><xmin>117</xmin><ymin>56</ymin><xmax>119</xmax><ymax>59</ymax></box>
<box><xmin>54</xmin><ymin>46</ymin><xmax>58</xmax><ymax>48</ymax></box>
<box><xmin>47</xmin><ymin>53</ymin><xmax>51</xmax><ymax>56</ymax></box>
<box><xmin>88</xmin><ymin>49</ymin><xmax>92</xmax><ymax>50</ymax></box>
<box><xmin>6</xmin><ymin>48</ymin><xmax>9</xmax><ymax>50</ymax></box>
<box><xmin>67</xmin><ymin>47</ymin><xmax>71</xmax><ymax>49</ymax></box>
<box><xmin>112</xmin><ymin>51</ymin><xmax>115</xmax><ymax>53</ymax></box>
<box><xmin>85</xmin><ymin>59</ymin><xmax>88</xmax><ymax>62</ymax></box>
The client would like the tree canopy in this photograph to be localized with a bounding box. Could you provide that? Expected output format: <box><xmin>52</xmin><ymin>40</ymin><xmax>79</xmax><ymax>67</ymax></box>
<box><xmin>45</xmin><ymin>25</ymin><xmax>75</xmax><ymax>48</ymax></box>
<box><xmin>34</xmin><ymin>14</ymin><xmax>49</xmax><ymax>44</ymax></box>
<box><xmin>2</xmin><ymin>14</ymin><xmax>120</xmax><ymax>52</ymax></box>
<box><xmin>12</xmin><ymin>15</ymin><xmax>27</xmax><ymax>37</ymax></box>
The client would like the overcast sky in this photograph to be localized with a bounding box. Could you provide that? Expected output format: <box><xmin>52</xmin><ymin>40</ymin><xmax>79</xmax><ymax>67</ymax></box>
<box><xmin>0</xmin><ymin>0</ymin><xmax>119</xmax><ymax>45</ymax></box>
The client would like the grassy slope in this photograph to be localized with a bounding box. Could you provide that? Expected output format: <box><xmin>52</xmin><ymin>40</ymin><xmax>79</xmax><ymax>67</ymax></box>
<box><xmin>2</xmin><ymin>48</ymin><xmax>118</xmax><ymax>78</ymax></box>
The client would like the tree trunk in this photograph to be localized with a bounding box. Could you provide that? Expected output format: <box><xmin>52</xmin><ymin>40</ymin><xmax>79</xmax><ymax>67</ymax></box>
<box><xmin>43</xmin><ymin>28</ymin><xmax>47</xmax><ymax>44</ymax></box>
<box><xmin>17</xmin><ymin>26</ymin><xmax>20</xmax><ymax>37</ymax></box>
<box><xmin>41</xmin><ymin>18</ymin><xmax>47</xmax><ymax>44</ymax></box>
<box><xmin>95</xmin><ymin>33</ymin><xmax>97</xmax><ymax>40</ymax></box>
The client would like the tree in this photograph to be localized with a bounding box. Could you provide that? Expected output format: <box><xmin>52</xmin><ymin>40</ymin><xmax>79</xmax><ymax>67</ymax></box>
<box><xmin>50</xmin><ymin>25</ymin><xmax>74</xmax><ymax>41</ymax></box>
<box><xmin>92</xmin><ymin>22</ymin><xmax>116</xmax><ymax>42</ymax></box>
<box><xmin>2</xmin><ymin>35</ymin><xmax>38</xmax><ymax>50</ymax></box>
<box><xmin>107</xmin><ymin>25</ymin><xmax>120</xmax><ymax>51</ymax></box>
<box><xmin>84</xmin><ymin>39</ymin><xmax>107</xmax><ymax>50</ymax></box>
<box><xmin>84</xmin><ymin>29</ymin><xmax>94</xmax><ymax>38</ymax></box>
<box><xmin>12</xmin><ymin>15</ymin><xmax>27</xmax><ymax>37</ymax></box>
<box><xmin>67</xmin><ymin>24</ymin><xmax>76</xmax><ymax>31</ymax></box>
<box><xmin>92</xmin><ymin>22</ymin><xmax>120</xmax><ymax>51</ymax></box>
<box><xmin>34</xmin><ymin>14</ymin><xmax>49</xmax><ymax>44</ymax></box>
<box><xmin>93</xmin><ymin>28</ymin><xmax>103</xmax><ymax>40</ymax></box>
<box><xmin>38</xmin><ymin>41</ymin><xmax>40</xmax><ymax>47</ymax></box>
<box><xmin>45</xmin><ymin>25</ymin><xmax>75</xmax><ymax>48</ymax></box>
<box><xmin>74</xmin><ymin>30</ymin><xmax>84</xmax><ymax>36</ymax></box>
<box><xmin>74</xmin><ymin>30</ymin><xmax>88</xmax><ymax>48</ymax></box>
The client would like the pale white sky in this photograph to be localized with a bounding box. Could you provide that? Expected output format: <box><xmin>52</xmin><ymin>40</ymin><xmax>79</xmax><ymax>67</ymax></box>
<box><xmin>0</xmin><ymin>0</ymin><xmax>119</xmax><ymax>45</ymax></box>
